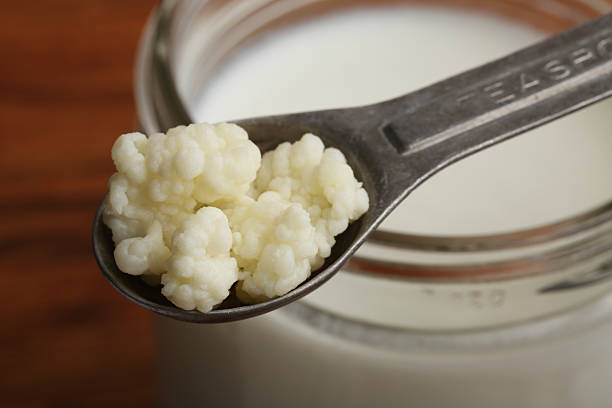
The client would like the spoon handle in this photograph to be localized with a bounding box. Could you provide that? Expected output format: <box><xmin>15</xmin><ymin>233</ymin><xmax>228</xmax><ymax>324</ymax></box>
<box><xmin>374</xmin><ymin>12</ymin><xmax>611</xmax><ymax>184</ymax></box>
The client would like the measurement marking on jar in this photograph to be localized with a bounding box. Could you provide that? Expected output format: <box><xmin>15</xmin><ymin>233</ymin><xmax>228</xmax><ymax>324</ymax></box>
<box><xmin>421</xmin><ymin>288</ymin><xmax>506</xmax><ymax>309</ymax></box>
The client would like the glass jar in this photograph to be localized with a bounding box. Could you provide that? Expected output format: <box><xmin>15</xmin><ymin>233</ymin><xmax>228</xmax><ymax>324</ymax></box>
<box><xmin>135</xmin><ymin>1</ymin><xmax>612</xmax><ymax>406</ymax></box>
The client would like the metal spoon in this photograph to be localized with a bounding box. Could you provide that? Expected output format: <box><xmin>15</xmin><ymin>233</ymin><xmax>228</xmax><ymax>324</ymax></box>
<box><xmin>93</xmin><ymin>13</ymin><xmax>612</xmax><ymax>323</ymax></box>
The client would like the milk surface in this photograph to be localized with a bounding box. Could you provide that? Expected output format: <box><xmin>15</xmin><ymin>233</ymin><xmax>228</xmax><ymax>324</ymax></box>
<box><xmin>194</xmin><ymin>6</ymin><xmax>612</xmax><ymax>235</ymax></box>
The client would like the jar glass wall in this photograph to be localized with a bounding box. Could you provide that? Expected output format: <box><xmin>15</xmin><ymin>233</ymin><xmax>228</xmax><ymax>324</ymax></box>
<box><xmin>135</xmin><ymin>1</ymin><xmax>612</xmax><ymax>406</ymax></box>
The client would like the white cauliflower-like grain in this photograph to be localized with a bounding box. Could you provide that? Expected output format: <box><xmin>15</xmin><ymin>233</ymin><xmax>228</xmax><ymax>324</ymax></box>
<box><xmin>253</xmin><ymin>133</ymin><xmax>369</xmax><ymax>261</ymax></box>
<box><xmin>178</xmin><ymin>122</ymin><xmax>262</xmax><ymax>204</ymax></box>
<box><xmin>103</xmin><ymin>123</ymin><xmax>369</xmax><ymax>312</ymax></box>
<box><xmin>103</xmin><ymin>131</ymin><xmax>197</xmax><ymax>247</ymax></box>
<box><xmin>224</xmin><ymin>192</ymin><xmax>319</xmax><ymax>302</ymax></box>
<box><xmin>113</xmin><ymin>220</ymin><xmax>170</xmax><ymax>276</ymax></box>
<box><xmin>103</xmin><ymin>123</ymin><xmax>261</xmax><ymax>266</ymax></box>
<box><xmin>161</xmin><ymin>207</ymin><xmax>238</xmax><ymax>313</ymax></box>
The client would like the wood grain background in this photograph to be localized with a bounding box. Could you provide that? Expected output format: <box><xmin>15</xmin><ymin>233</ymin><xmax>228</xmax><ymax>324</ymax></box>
<box><xmin>0</xmin><ymin>1</ymin><xmax>158</xmax><ymax>406</ymax></box>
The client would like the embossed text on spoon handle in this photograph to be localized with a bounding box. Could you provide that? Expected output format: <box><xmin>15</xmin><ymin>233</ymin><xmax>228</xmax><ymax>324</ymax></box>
<box><xmin>379</xmin><ymin>12</ymin><xmax>612</xmax><ymax>165</ymax></box>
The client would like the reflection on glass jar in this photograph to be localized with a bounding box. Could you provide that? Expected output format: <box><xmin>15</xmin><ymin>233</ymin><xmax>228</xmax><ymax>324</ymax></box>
<box><xmin>136</xmin><ymin>1</ymin><xmax>612</xmax><ymax>406</ymax></box>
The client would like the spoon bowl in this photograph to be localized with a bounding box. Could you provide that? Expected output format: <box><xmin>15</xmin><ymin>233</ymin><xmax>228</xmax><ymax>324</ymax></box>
<box><xmin>93</xmin><ymin>13</ymin><xmax>612</xmax><ymax>323</ymax></box>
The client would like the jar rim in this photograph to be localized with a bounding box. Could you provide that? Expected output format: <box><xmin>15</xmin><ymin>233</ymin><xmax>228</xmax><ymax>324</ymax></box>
<box><xmin>368</xmin><ymin>200</ymin><xmax>612</xmax><ymax>252</ymax></box>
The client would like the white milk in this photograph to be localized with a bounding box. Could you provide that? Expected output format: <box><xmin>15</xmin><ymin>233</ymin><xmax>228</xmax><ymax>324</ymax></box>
<box><xmin>158</xmin><ymin>6</ymin><xmax>612</xmax><ymax>407</ymax></box>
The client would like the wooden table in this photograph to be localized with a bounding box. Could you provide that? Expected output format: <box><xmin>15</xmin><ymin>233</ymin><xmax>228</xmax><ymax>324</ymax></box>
<box><xmin>1</xmin><ymin>2</ymin><xmax>158</xmax><ymax>406</ymax></box>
